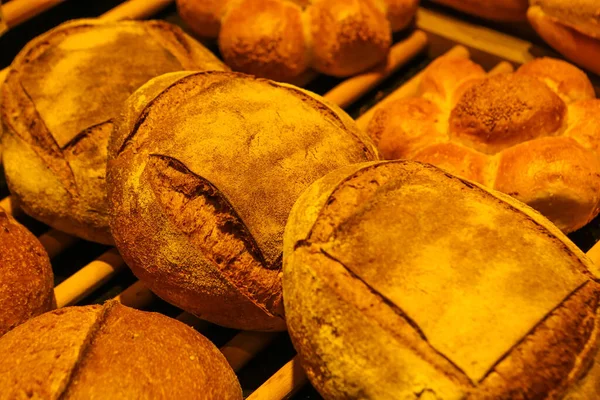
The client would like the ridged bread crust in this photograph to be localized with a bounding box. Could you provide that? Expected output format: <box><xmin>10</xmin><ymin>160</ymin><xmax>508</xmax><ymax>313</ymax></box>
<box><xmin>0</xmin><ymin>302</ymin><xmax>242</xmax><ymax>399</ymax></box>
<box><xmin>283</xmin><ymin>160</ymin><xmax>600</xmax><ymax>399</ymax></box>
<box><xmin>0</xmin><ymin>19</ymin><xmax>227</xmax><ymax>244</ymax></box>
<box><xmin>107</xmin><ymin>71</ymin><xmax>379</xmax><ymax>331</ymax></box>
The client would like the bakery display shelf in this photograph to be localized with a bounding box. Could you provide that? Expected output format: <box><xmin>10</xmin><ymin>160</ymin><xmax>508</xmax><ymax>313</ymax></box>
<box><xmin>2</xmin><ymin>1</ymin><xmax>600</xmax><ymax>399</ymax></box>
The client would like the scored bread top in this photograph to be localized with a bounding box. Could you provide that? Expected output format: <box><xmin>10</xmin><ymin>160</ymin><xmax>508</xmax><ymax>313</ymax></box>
<box><xmin>282</xmin><ymin>160</ymin><xmax>600</xmax><ymax>399</ymax></box>
<box><xmin>368</xmin><ymin>56</ymin><xmax>600</xmax><ymax>233</ymax></box>
<box><xmin>0</xmin><ymin>19</ymin><xmax>227</xmax><ymax>244</ymax></box>
<box><xmin>107</xmin><ymin>71</ymin><xmax>378</xmax><ymax>330</ymax></box>
<box><xmin>0</xmin><ymin>301</ymin><xmax>242</xmax><ymax>399</ymax></box>
<box><xmin>530</xmin><ymin>0</ymin><xmax>600</xmax><ymax>38</ymax></box>
<box><xmin>0</xmin><ymin>208</ymin><xmax>55</xmax><ymax>337</ymax></box>
<box><xmin>176</xmin><ymin>0</ymin><xmax>419</xmax><ymax>80</ymax></box>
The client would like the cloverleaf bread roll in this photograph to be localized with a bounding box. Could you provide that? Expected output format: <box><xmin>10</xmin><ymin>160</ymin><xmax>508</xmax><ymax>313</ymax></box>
<box><xmin>176</xmin><ymin>0</ymin><xmax>419</xmax><ymax>81</ymax></box>
<box><xmin>0</xmin><ymin>301</ymin><xmax>241</xmax><ymax>399</ymax></box>
<box><xmin>430</xmin><ymin>0</ymin><xmax>528</xmax><ymax>21</ymax></box>
<box><xmin>0</xmin><ymin>207</ymin><xmax>54</xmax><ymax>337</ymax></box>
<box><xmin>283</xmin><ymin>160</ymin><xmax>600</xmax><ymax>399</ymax></box>
<box><xmin>0</xmin><ymin>19</ymin><xmax>227</xmax><ymax>244</ymax></box>
<box><xmin>528</xmin><ymin>0</ymin><xmax>600</xmax><ymax>75</ymax></box>
<box><xmin>107</xmin><ymin>71</ymin><xmax>379</xmax><ymax>331</ymax></box>
<box><xmin>368</xmin><ymin>56</ymin><xmax>600</xmax><ymax>233</ymax></box>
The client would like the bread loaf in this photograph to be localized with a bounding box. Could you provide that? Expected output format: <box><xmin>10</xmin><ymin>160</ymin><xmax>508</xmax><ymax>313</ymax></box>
<box><xmin>0</xmin><ymin>207</ymin><xmax>54</xmax><ymax>336</ymax></box>
<box><xmin>430</xmin><ymin>0</ymin><xmax>528</xmax><ymax>21</ymax></box>
<box><xmin>0</xmin><ymin>301</ymin><xmax>242</xmax><ymax>399</ymax></box>
<box><xmin>368</xmin><ymin>56</ymin><xmax>600</xmax><ymax>233</ymax></box>
<box><xmin>282</xmin><ymin>160</ymin><xmax>600</xmax><ymax>399</ymax></box>
<box><xmin>107</xmin><ymin>71</ymin><xmax>379</xmax><ymax>331</ymax></box>
<box><xmin>528</xmin><ymin>0</ymin><xmax>600</xmax><ymax>75</ymax></box>
<box><xmin>0</xmin><ymin>19</ymin><xmax>227</xmax><ymax>244</ymax></box>
<box><xmin>176</xmin><ymin>0</ymin><xmax>419</xmax><ymax>81</ymax></box>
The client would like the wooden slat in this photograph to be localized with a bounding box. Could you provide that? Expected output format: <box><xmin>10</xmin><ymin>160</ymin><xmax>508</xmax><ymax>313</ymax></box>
<box><xmin>246</xmin><ymin>356</ymin><xmax>308</xmax><ymax>400</ymax></box>
<box><xmin>54</xmin><ymin>248</ymin><xmax>124</xmax><ymax>308</ymax></box>
<box><xmin>2</xmin><ymin>0</ymin><xmax>64</xmax><ymax>28</ymax></box>
<box><xmin>101</xmin><ymin>0</ymin><xmax>173</xmax><ymax>21</ymax></box>
<box><xmin>37</xmin><ymin>229</ymin><xmax>78</xmax><ymax>259</ymax></box>
<box><xmin>221</xmin><ymin>331</ymin><xmax>279</xmax><ymax>372</ymax></box>
<box><xmin>113</xmin><ymin>279</ymin><xmax>156</xmax><ymax>309</ymax></box>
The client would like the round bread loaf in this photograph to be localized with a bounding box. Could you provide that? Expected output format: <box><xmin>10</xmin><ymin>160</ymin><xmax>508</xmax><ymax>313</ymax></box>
<box><xmin>430</xmin><ymin>0</ymin><xmax>528</xmax><ymax>21</ymax></box>
<box><xmin>176</xmin><ymin>0</ymin><xmax>419</xmax><ymax>81</ymax></box>
<box><xmin>0</xmin><ymin>207</ymin><xmax>54</xmax><ymax>337</ymax></box>
<box><xmin>368</xmin><ymin>56</ymin><xmax>600</xmax><ymax>233</ymax></box>
<box><xmin>0</xmin><ymin>19</ymin><xmax>227</xmax><ymax>244</ymax></box>
<box><xmin>283</xmin><ymin>160</ymin><xmax>600</xmax><ymax>399</ymax></box>
<box><xmin>107</xmin><ymin>71</ymin><xmax>379</xmax><ymax>331</ymax></box>
<box><xmin>0</xmin><ymin>301</ymin><xmax>241</xmax><ymax>399</ymax></box>
<box><xmin>528</xmin><ymin>0</ymin><xmax>600</xmax><ymax>75</ymax></box>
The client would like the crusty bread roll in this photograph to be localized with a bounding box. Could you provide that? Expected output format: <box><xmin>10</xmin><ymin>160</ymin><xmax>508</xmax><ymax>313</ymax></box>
<box><xmin>176</xmin><ymin>0</ymin><xmax>419</xmax><ymax>81</ymax></box>
<box><xmin>431</xmin><ymin>0</ymin><xmax>528</xmax><ymax>21</ymax></box>
<box><xmin>283</xmin><ymin>160</ymin><xmax>600</xmax><ymax>399</ymax></box>
<box><xmin>0</xmin><ymin>301</ymin><xmax>241</xmax><ymax>399</ymax></box>
<box><xmin>0</xmin><ymin>207</ymin><xmax>54</xmax><ymax>336</ymax></box>
<box><xmin>528</xmin><ymin>1</ymin><xmax>600</xmax><ymax>76</ymax></box>
<box><xmin>0</xmin><ymin>19</ymin><xmax>227</xmax><ymax>244</ymax></box>
<box><xmin>368</xmin><ymin>56</ymin><xmax>600</xmax><ymax>233</ymax></box>
<box><xmin>107</xmin><ymin>71</ymin><xmax>379</xmax><ymax>331</ymax></box>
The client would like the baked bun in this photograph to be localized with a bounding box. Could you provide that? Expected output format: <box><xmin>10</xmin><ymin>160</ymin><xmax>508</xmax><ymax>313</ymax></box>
<box><xmin>107</xmin><ymin>71</ymin><xmax>379</xmax><ymax>331</ymax></box>
<box><xmin>176</xmin><ymin>0</ymin><xmax>419</xmax><ymax>81</ymax></box>
<box><xmin>431</xmin><ymin>0</ymin><xmax>528</xmax><ymax>21</ymax></box>
<box><xmin>283</xmin><ymin>160</ymin><xmax>600</xmax><ymax>399</ymax></box>
<box><xmin>0</xmin><ymin>301</ymin><xmax>242</xmax><ymax>399</ymax></box>
<box><xmin>368</xmin><ymin>56</ymin><xmax>600</xmax><ymax>233</ymax></box>
<box><xmin>0</xmin><ymin>19</ymin><xmax>227</xmax><ymax>244</ymax></box>
<box><xmin>528</xmin><ymin>1</ymin><xmax>600</xmax><ymax>75</ymax></box>
<box><xmin>0</xmin><ymin>207</ymin><xmax>54</xmax><ymax>337</ymax></box>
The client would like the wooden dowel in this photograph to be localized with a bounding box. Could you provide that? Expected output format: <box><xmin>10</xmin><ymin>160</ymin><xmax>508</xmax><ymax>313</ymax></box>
<box><xmin>176</xmin><ymin>312</ymin><xmax>212</xmax><ymax>331</ymax></box>
<box><xmin>101</xmin><ymin>0</ymin><xmax>173</xmax><ymax>21</ymax></box>
<box><xmin>2</xmin><ymin>0</ymin><xmax>64</xmax><ymax>29</ymax></box>
<box><xmin>54</xmin><ymin>248</ymin><xmax>124</xmax><ymax>308</ymax></box>
<box><xmin>38</xmin><ymin>229</ymin><xmax>78</xmax><ymax>259</ymax></box>
<box><xmin>488</xmin><ymin>61</ymin><xmax>514</xmax><ymax>75</ymax></box>
<box><xmin>356</xmin><ymin>45</ymin><xmax>470</xmax><ymax>131</ymax></box>
<box><xmin>324</xmin><ymin>30</ymin><xmax>428</xmax><ymax>109</ymax></box>
<box><xmin>113</xmin><ymin>279</ymin><xmax>156</xmax><ymax>309</ymax></box>
<box><xmin>220</xmin><ymin>331</ymin><xmax>280</xmax><ymax>372</ymax></box>
<box><xmin>0</xmin><ymin>196</ymin><xmax>21</xmax><ymax>217</ymax></box>
<box><xmin>246</xmin><ymin>355</ymin><xmax>308</xmax><ymax>400</ymax></box>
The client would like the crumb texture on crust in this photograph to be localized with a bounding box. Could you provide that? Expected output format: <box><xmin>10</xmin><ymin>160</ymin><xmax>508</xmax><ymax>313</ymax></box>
<box><xmin>0</xmin><ymin>208</ymin><xmax>55</xmax><ymax>337</ymax></box>
<box><xmin>283</xmin><ymin>160</ymin><xmax>600</xmax><ymax>399</ymax></box>
<box><xmin>107</xmin><ymin>71</ymin><xmax>378</xmax><ymax>330</ymax></box>
<box><xmin>0</xmin><ymin>19</ymin><xmax>227</xmax><ymax>244</ymax></box>
<box><xmin>177</xmin><ymin>0</ymin><xmax>419</xmax><ymax>80</ymax></box>
<box><xmin>367</xmin><ymin>56</ymin><xmax>600</xmax><ymax>233</ymax></box>
<box><xmin>0</xmin><ymin>302</ymin><xmax>242</xmax><ymax>400</ymax></box>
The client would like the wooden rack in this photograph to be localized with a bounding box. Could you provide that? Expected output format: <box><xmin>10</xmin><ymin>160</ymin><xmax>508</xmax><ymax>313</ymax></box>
<box><xmin>2</xmin><ymin>1</ymin><xmax>599</xmax><ymax>399</ymax></box>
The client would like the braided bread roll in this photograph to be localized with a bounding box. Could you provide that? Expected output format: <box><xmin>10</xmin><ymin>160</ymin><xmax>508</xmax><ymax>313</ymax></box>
<box><xmin>177</xmin><ymin>0</ymin><xmax>419</xmax><ymax>81</ymax></box>
<box><xmin>368</xmin><ymin>56</ymin><xmax>600</xmax><ymax>233</ymax></box>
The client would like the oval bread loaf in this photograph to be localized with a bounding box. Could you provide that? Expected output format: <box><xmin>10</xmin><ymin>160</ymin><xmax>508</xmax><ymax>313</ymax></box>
<box><xmin>0</xmin><ymin>301</ymin><xmax>242</xmax><ymax>400</ymax></box>
<box><xmin>107</xmin><ymin>71</ymin><xmax>379</xmax><ymax>331</ymax></box>
<box><xmin>0</xmin><ymin>19</ymin><xmax>227</xmax><ymax>244</ymax></box>
<box><xmin>368</xmin><ymin>56</ymin><xmax>600</xmax><ymax>233</ymax></box>
<box><xmin>283</xmin><ymin>160</ymin><xmax>600</xmax><ymax>399</ymax></box>
<box><xmin>176</xmin><ymin>0</ymin><xmax>419</xmax><ymax>81</ymax></box>
<box><xmin>0</xmin><ymin>207</ymin><xmax>55</xmax><ymax>337</ymax></box>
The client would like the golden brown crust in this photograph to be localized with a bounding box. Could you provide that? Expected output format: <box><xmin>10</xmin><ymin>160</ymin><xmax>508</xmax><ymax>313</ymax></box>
<box><xmin>369</xmin><ymin>55</ymin><xmax>600</xmax><ymax>233</ymax></box>
<box><xmin>0</xmin><ymin>19</ymin><xmax>227</xmax><ymax>244</ymax></box>
<box><xmin>107</xmin><ymin>71</ymin><xmax>378</xmax><ymax>330</ymax></box>
<box><xmin>283</xmin><ymin>160</ymin><xmax>600</xmax><ymax>399</ymax></box>
<box><xmin>177</xmin><ymin>0</ymin><xmax>418</xmax><ymax>79</ymax></box>
<box><xmin>531</xmin><ymin>0</ymin><xmax>600</xmax><ymax>38</ymax></box>
<box><xmin>449</xmin><ymin>74</ymin><xmax>566</xmax><ymax>154</ymax></box>
<box><xmin>219</xmin><ymin>0</ymin><xmax>309</xmax><ymax>82</ymax></box>
<box><xmin>528</xmin><ymin>5</ymin><xmax>600</xmax><ymax>76</ymax></box>
<box><xmin>0</xmin><ymin>208</ymin><xmax>55</xmax><ymax>337</ymax></box>
<box><xmin>0</xmin><ymin>302</ymin><xmax>242</xmax><ymax>399</ymax></box>
<box><xmin>431</xmin><ymin>0</ymin><xmax>528</xmax><ymax>21</ymax></box>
